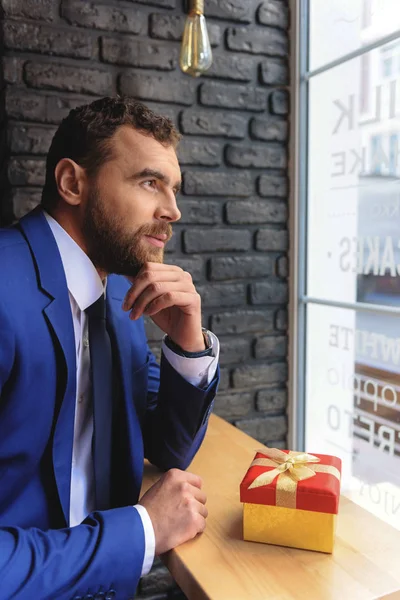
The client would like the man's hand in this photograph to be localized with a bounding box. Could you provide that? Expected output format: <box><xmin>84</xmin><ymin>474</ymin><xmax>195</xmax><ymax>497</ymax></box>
<box><xmin>138</xmin><ymin>469</ymin><xmax>208</xmax><ymax>555</ymax></box>
<box><xmin>123</xmin><ymin>262</ymin><xmax>205</xmax><ymax>353</ymax></box>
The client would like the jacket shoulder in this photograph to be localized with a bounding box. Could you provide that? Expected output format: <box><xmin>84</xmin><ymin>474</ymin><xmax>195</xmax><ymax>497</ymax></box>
<box><xmin>0</xmin><ymin>225</ymin><xmax>26</xmax><ymax>250</ymax></box>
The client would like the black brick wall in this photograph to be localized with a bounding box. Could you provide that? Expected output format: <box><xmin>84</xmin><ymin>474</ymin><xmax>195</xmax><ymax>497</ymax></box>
<box><xmin>0</xmin><ymin>1</ymin><xmax>290</xmax><ymax>597</ymax></box>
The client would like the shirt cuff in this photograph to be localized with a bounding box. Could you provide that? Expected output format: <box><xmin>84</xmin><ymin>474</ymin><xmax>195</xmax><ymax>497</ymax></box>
<box><xmin>133</xmin><ymin>504</ymin><xmax>155</xmax><ymax>577</ymax></box>
<box><xmin>161</xmin><ymin>331</ymin><xmax>220</xmax><ymax>388</ymax></box>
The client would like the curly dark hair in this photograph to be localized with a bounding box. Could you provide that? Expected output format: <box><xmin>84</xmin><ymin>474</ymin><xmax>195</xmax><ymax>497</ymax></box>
<box><xmin>41</xmin><ymin>96</ymin><xmax>181</xmax><ymax>211</ymax></box>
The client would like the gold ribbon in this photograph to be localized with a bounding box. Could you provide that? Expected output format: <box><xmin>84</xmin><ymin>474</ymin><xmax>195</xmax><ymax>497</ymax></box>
<box><xmin>248</xmin><ymin>448</ymin><xmax>341</xmax><ymax>509</ymax></box>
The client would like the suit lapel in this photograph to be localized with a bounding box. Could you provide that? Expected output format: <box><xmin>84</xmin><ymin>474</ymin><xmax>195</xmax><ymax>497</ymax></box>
<box><xmin>19</xmin><ymin>208</ymin><xmax>76</xmax><ymax>525</ymax></box>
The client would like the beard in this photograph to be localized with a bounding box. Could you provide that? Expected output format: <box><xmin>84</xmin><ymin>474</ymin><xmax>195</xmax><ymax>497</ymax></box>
<box><xmin>82</xmin><ymin>185</ymin><xmax>173</xmax><ymax>277</ymax></box>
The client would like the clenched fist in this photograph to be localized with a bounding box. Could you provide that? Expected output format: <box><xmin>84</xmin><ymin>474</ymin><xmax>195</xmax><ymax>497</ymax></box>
<box><xmin>138</xmin><ymin>469</ymin><xmax>208</xmax><ymax>555</ymax></box>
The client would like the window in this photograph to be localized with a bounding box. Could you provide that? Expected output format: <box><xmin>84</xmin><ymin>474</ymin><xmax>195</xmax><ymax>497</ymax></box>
<box><xmin>389</xmin><ymin>134</ymin><xmax>398</xmax><ymax>175</ymax></box>
<box><xmin>370</xmin><ymin>134</ymin><xmax>382</xmax><ymax>174</ymax></box>
<box><xmin>360</xmin><ymin>53</ymin><xmax>370</xmax><ymax>114</ymax></box>
<box><xmin>362</xmin><ymin>0</ymin><xmax>372</xmax><ymax>29</ymax></box>
<box><xmin>296</xmin><ymin>0</ymin><xmax>400</xmax><ymax>531</ymax></box>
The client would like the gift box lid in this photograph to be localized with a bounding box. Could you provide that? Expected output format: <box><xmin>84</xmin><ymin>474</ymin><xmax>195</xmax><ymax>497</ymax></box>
<box><xmin>240</xmin><ymin>449</ymin><xmax>342</xmax><ymax>515</ymax></box>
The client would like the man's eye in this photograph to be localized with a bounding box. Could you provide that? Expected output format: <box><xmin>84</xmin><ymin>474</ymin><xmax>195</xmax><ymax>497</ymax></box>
<box><xmin>143</xmin><ymin>180</ymin><xmax>156</xmax><ymax>188</ymax></box>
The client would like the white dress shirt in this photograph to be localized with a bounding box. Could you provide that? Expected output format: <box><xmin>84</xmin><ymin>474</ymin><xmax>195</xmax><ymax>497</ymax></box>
<box><xmin>44</xmin><ymin>212</ymin><xmax>219</xmax><ymax>576</ymax></box>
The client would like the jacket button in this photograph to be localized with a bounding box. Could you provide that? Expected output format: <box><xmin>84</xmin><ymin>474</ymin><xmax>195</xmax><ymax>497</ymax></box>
<box><xmin>105</xmin><ymin>591</ymin><xmax>116</xmax><ymax>600</ymax></box>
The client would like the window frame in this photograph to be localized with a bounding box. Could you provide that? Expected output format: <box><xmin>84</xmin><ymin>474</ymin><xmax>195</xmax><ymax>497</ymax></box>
<box><xmin>288</xmin><ymin>0</ymin><xmax>400</xmax><ymax>452</ymax></box>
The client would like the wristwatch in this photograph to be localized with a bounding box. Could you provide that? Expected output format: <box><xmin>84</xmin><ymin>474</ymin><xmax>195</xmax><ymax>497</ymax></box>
<box><xmin>164</xmin><ymin>328</ymin><xmax>213</xmax><ymax>358</ymax></box>
<box><xmin>202</xmin><ymin>327</ymin><xmax>212</xmax><ymax>350</ymax></box>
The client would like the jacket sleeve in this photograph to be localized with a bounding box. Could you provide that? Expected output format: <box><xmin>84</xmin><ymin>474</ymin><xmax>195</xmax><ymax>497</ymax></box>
<box><xmin>0</xmin><ymin>507</ymin><xmax>145</xmax><ymax>600</ymax></box>
<box><xmin>143</xmin><ymin>344</ymin><xmax>220</xmax><ymax>472</ymax></box>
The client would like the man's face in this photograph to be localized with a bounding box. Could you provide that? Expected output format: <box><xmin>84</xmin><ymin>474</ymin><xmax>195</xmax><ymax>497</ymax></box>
<box><xmin>82</xmin><ymin>125</ymin><xmax>182</xmax><ymax>277</ymax></box>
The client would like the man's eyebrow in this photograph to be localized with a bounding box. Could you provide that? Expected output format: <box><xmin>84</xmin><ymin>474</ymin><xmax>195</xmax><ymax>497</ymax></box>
<box><xmin>132</xmin><ymin>168</ymin><xmax>181</xmax><ymax>193</ymax></box>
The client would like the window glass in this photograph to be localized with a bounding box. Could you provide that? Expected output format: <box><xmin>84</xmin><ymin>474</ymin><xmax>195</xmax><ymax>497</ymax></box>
<box><xmin>307</xmin><ymin>45</ymin><xmax>400</xmax><ymax>304</ymax></box>
<box><xmin>305</xmin><ymin>3</ymin><xmax>400</xmax><ymax>530</ymax></box>
<box><xmin>306</xmin><ymin>303</ymin><xmax>400</xmax><ymax>530</ymax></box>
<box><xmin>309</xmin><ymin>0</ymin><xmax>400</xmax><ymax>71</ymax></box>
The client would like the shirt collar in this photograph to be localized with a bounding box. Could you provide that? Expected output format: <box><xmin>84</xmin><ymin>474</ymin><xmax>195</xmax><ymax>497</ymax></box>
<box><xmin>44</xmin><ymin>211</ymin><xmax>104</xmax><ymax>311</ymax></box>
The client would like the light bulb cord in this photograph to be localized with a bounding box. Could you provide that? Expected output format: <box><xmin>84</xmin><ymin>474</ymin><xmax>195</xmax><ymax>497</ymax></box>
<box><xmin>189</xmin><ymin>0</ymin><xmax>204</xmax><ymax>16</ymax></box>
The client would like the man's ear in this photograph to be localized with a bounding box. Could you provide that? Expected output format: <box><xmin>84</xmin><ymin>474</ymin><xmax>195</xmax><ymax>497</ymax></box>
<box><xmin>54</xmin><ymin>158</ymin><xmax>87</xmax><ymax>206</ymax></box>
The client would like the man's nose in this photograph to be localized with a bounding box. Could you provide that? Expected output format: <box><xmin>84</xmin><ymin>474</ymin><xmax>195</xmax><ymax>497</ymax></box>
<box><xmin>157</xmin><ymin>190</ymin><xmax>181</xmax><ymax>223</ymax></box>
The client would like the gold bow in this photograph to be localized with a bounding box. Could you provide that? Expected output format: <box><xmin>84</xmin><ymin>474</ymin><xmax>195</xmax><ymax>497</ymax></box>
<box><xmin>247</xmin><ymin>448</ymin><xmax>341</xmax><ymax>509</ymax></box>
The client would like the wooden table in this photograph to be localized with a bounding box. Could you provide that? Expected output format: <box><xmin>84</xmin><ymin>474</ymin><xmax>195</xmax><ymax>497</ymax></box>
<box><xmin>141</xmin><ymin>414</ymin><xmax>400</xmax><ymax>600</ymax></box>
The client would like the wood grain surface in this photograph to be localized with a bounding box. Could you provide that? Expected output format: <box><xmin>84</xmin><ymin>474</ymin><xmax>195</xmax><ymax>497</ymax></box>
<box><xmin>141</xmin><ymin>414</ymin><xmax>400</xmax><ymax>600</ymax></box>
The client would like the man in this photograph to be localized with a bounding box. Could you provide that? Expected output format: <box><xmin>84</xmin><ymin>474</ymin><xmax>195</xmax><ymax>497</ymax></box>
<box><xmin>0</xmin><ymin>97</ymin><xmax>219</xmax><ymax>599</ymax></box>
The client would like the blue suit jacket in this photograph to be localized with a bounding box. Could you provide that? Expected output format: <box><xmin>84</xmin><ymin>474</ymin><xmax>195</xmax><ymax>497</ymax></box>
<box><xmin>0</xmin><ymin>208</ymin><xmax>218</xmax><ymax>599</ymax></box>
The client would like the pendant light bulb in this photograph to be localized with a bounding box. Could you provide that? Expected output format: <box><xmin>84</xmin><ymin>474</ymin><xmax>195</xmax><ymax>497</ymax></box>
<box><xmin>180</xmin><ymin>0</ymin><xmax>213</xmax><ymax>77</ymax></box>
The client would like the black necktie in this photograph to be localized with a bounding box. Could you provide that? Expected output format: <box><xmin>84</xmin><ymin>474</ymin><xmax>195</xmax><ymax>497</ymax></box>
<box><xmin>86</xmin><ymin>294</ymin><xmax>112</xmax><ymax>511</ymax></box>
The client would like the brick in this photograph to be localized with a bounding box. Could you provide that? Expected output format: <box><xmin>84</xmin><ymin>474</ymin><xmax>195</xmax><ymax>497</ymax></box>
<box><xmin>205</xmin><ymin>0</ymin><xmax>252</xmax><ymax>23</ymax></box>
<box><xmin>129</xmin><ymin>0</ymin><xmax>176</xmax><ymax>7</ymax></box>
<box><xmin>275</xmin><ymin>309</ymin><xmax>287</xmax><ymax>331</ymax></box>
<box><xmin>209</xmin><ymin>256</ymin><xmax>274</xmax><ymax>280</ymax></box>
<box><xmin>218</xmin><ymin>367</ymin><xmax>230</xmax><ymax>391</ymax></box>
<box><xmin>46</xmin><ymin>95</ymin><xmax>93</xmax><ymax>124</ymax></box>
<box><xmin>11</xmin><ymin>188</ymin><xmax>41</xmax><ymax>220</ymax></box>
<box><xmin>3</xmin><ymin>57</ymin><xmax>24</xmax><ymax>85</ymax></box>
<box><xmin>62</xmin><ymin>1</ymin><xmax>147</xmax><ymax>34</ymax></box>
<box><xmin>165</xmin><ymin>230</ymin><xmax>179</xmax><ymax>253</ymax></box>
<box><xmin>177</xmin><ymin>140</ymin><xmax>221</xmax><ymax>166</ymax></box>
<box><xmin>8</xmin><ymin>158</ymin><xmax>45</xmax><ymax>186</ymax></box>
<box><xmin>211</xmin><ymin>309</ymin><xmax>274</xmax><ymax>335</ymax></box>
<box><xmin>25</xmin><ymin>62</ymin><xmax>113</xmax><ymax>96</ymax></box>
<box><xmin>180</xmin><ymin>110</ymin><xmax>247</xmax><ymax>139</ymax></box>
<box><xmin>219</xmin><ymin>337</ymin><xmax>251</xmax><ymax>365</ymax></box>
<box><xmin>2</xmin><ymin>0</ymin><xmax>55</xmax><ymax>21</ymax></box>
<box><xmin>139</xmin><ymin>565</ymin><xmax>174</xmax><ymax>595</ymax></box>
<box><xmin>276</xmin><ymin>255</ymin><xmax>288</xmax><ymax>278</ymax></box>
<box><xmin>183</xmin><ymin>171</ymin><xmax>252</xmax><ymax>196</ymax></box>
<box><xmin>250</xmin><ymin>280</ymin><xmax>288</xmax><ymax>304</ymax></box>
<box><xmin>169</xmin><ymin>256</ymin><xmax>204</xmax><ymax>281</ymax></box>
<box><xmin>258</xmin><ymin>174</ymin><xmax>288</xmax><ymax>198</ymax></box>
<box><xmin>200</xmin><ymin>82</ymin><xmax>268</xmax><ymax>112</ymax></box>
<box><xmin>235</xmin><ymin>415</ymin><xmax>287</xmax><ymax>441</ymax></box>
<box><xmin>205</xmin><ymin>54</ymin><xmax>254</xmax><ymax>82</ymax></box>
<box><xmin>214</xmin><ymin>391</ymin><xmax>253</xmax><ymax>418</ymax></box>
<box><xmin>258</xmin><ymin>0</ymin><xmax>289</xmax><ymax>29</ymax></box>
<box><xmin>256</xmin><ymin>388</ymin><xmax>287</xmax><ymax>412</ymax></box>
<box><xmin>260</xmin><ymin>59</ymin><xmax>289</xmax><ymax>85</ymax></box>
<box><xmin>178</xmin><ymin>200</ymin><xmax>221</xmax><ymax>224</ymax></box>
<box><xmin>120</xmin><ymin>73</ymin><xmax>194</xmax><ymax>105</ymax></box>
<box><xmin>6</xmin><ymin>89</ymin><xmax>46</xmax><ymax>122</ymax></box>
<box><xmin>150</xmin><ymin>14</ymin><xmax>221</xmax><ymax>46</ymax></box>
<box><xmin>6</xmin><ymin>91</ymin><xmax>93</xmax><ymax>125</ymax></box>
<box><xmin>101</xmin><ymin>37</ymin><xmax>177</xmax><ymax>70</ymax></box>
<box><xmin>8</xmin><ymin>123</ymin><xmax>56</xmax><ymax>155</ymax></box>
<box><xmin>225</xmin><ymin>143</ymin><xmax>287</xmax><ymax>169</ymax></box>
<box><xmin>5</xmin><ymin>22</ymin><xmax>94</xmax><ymax>60</ymax></box>
<box><xmin>250</xmin><ymin>117</ymin><xmax>288</xmax><ymax>142</ymax></box>
<box><xmin>183</xmin><ymin>228</ymin><xmax>251</xmax><ymax>253</ymax></box>
<box><xmin>144</xmin><ymin>318</ymin><xmax>164</xmax><ymax>342</ymax></box>
<box><xmin>256</xmin><ymin>228</ymin><xmax>288</xmax><ymax>251</ymax></box>
<box><xmin>254</xmin><ymin>335</ymin><xmax>287</xmax><ymax>359</ymax></box>
<box><xmin>144</xmin><ymin>102</ymin><xmax>178</xmax><ymax>123</ymax></box>
<box><xmin>270</xmin><ymin>90</ymin><xmax>289</xmax><ymax>115</ymax></box>
<box><xmin>226</xmin><ymin>200</ymin><xmax>287</xmax><ymax>224</ymax></box>
<box><xmin>197</xmin><ymin>283</ymin><xmax>246</xmax><ymax>307</ymax></box>
<box><xmin>227</xmin><ymin>27</ymin><xmax>288</xmax><ymax>56</ymax></box>
<box><xmin>232</xmin><ymin>362</ymin><xmax>287</xmax><ymax>388</ymax></box>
